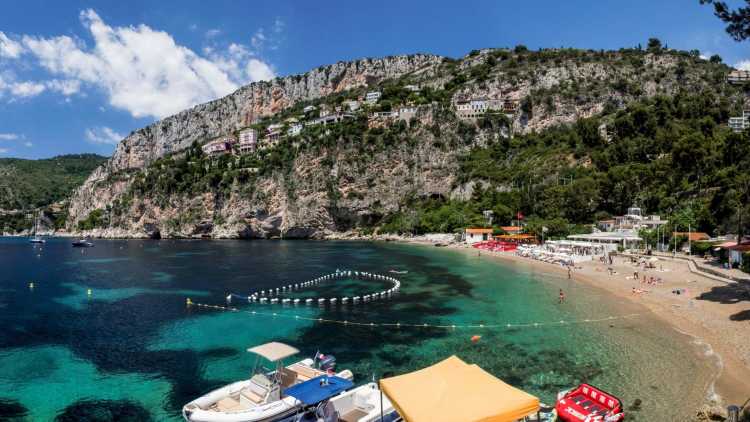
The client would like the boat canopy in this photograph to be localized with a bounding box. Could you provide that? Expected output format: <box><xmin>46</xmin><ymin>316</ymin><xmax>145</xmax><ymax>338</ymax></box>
<box><xmin>246</xmin><ymin>342</ymin><xmax>300</xmax><ymax>362</ymax></box>
<box><xmin>283</xmin><ymin>375</ymin><xmax>354</xmax><ymax>405</ymax></box>
<box><xmin>379</xmin><ymin>355</ymin><xmax>539</xmax><ymax>422</ymax></box>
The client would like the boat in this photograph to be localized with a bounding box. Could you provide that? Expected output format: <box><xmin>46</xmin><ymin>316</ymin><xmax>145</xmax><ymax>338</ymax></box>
<box><xmin>72</xmin><ymin>239</ymin><xmax>94</xmax><ymax>247</ymax></box>
<box><xmin>182</xmin><ymin>342</ymin><xmax>354</xmax><ymax>422</ymax></box>
<box><xmin>29</xmin><ymin>211</ymin><xmax>46</xmax><ymax>244</ymax></box>
<box><xmin>555</xmin><ymin>383</ymin><xmax>624</xmax><ymax>422</ymax></box>
<box><xmin>278</xmin><ymin>382</ymin><xmax>399</xmax><ymax>422</ymax></box>
<box><xmin>388</xmin><ymin>270</ymin><xmax>408</xmax><ymax>274</ymax></box>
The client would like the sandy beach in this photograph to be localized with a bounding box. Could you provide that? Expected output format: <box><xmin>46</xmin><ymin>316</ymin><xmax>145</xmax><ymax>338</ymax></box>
<box><xmin>427</xmin><ymin>240</ymin><xmax>750</xmax><ymax>408</ymax></box>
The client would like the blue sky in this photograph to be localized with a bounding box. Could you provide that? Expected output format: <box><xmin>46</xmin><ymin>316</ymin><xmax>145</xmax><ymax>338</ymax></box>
<box><xmin>0</xmin><ymin>0</ymin><xmax>747</xmax><ymax>159</ymax></box>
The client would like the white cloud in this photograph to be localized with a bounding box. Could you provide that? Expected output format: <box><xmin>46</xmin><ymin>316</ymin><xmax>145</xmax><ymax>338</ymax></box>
<box><xmin>19</xmin><ymin>9</ymin><xmax>276</xmax><ymax>119</ymax></box>
<box><xmin>24</xmin><ymin>141</ymin><xmax>32</xmax><ymax>147</ymax></box>
<box><xmin>247</xmin><ymin>59</ymin><xmax>275</xmax><ymax>81</ymax></box>
<box><xmin>273</xmin><ymin>18</ymin><xmax>285</xmax><ymax>34</ymax></box>
<box><xmin>205</xmin><ymin>29</ymin><xmax>221</xmax><ymax>38</ymax></box>
<box><xmin>9</xmin><ymin>81</ymin><xmax>46</xmax><ymax>97</ymax></box>
<box><xmin>46</xmin><ymin>79</ymin><xmax>81</xmax><ymax>96</ymax></box>
<box><xmin>0</xmin><ymin>31</ymin><xmax>23</xmax><ymax>58</ymax></box>
<box><xmin>736</xmin><ymin>60</ymin><xmax>750</xmax><ymax>71</ymax></box>
<box><xmin>251</xmin><ymin>29</ymin><xmax>266</xmax><ymax>50</ymax></box>
<box><xmin>0</xmin><ymin>133</ymin><xmax>20</xmax><ymax>141</ymax></box>
<box><xmin>0</xmin><ymin>148</ymin><xmax>9</xmax><ymax>154</ymax></box>
<box><xmin>0</xmin><ymin>74</ymin><xmax>47</xmax><ymax>100</ymax></box>
<box><xmin>85</xmin><ymin>126</ymin><xmax>124</xmax><ymax>145</ymax></box>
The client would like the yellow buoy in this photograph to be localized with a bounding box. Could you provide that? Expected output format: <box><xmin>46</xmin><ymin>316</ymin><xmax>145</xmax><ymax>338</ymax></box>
<box><xmin>87</xmin><ymin>288</ymin><xmax>92</xmax><ymax>296</ymax></box>
<box><xmin>186</xmin><ymin>297</ymin><xmax>192</xmax><ymax>306</ymax></box>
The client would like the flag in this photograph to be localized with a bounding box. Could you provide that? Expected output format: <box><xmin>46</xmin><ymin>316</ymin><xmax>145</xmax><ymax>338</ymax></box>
<box><xmin>516</xmin><ymin>212</ymin><xmax>524</xmax><ymax>220</ymax></box>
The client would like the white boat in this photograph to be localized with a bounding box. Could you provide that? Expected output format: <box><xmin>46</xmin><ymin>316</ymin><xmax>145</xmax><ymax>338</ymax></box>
<box><xmin>29</xmin><ymin>211</ymin><xmax>46</xmax><ymax>244</ymax></box>
<box><xmin>311</xmin><ymin>382</ymin><xmax>398</xmax><ymax>422</ymax></box>
<box><xmin>182</xmin><ymin>342</ymin><xmax>354</xmax><ymax>422</ymax></box>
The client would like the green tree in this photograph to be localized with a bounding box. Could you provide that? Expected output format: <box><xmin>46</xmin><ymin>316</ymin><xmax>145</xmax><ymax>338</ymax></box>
<box><xmin>700</xmin><ymin>0</ymin><xmax>750</xmax><ymax>41</ymax></box>
<box><xmin>647</xmin><ymin>37</ymin><xmax>663</xmax><ymax>52</ymax></box>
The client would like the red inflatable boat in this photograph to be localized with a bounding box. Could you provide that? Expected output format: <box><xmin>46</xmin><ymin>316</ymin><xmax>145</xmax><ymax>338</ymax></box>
<box><xmin>556</xmin><ymin>384</ymin><xmax>624</xmax><ymax>421</ymax></box>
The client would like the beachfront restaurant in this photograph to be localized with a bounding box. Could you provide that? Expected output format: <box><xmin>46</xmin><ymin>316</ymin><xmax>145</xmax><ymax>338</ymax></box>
<box><xmin>380</xmin><ymin>355</ymin><xmax>540</xmax><ymax>422</ymax></box>
<box><xmin>566</xmin><ymin>230</ymin><xmax>642</xmax><ymax>253</ymax></box>
<box><xmin>464</xmin><ymin>228</ymin><xmax>494</xmax><ymax>244</ymax></box>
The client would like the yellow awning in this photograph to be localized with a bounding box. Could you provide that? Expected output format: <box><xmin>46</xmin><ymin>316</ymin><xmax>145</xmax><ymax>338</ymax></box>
<box><xmin>379</xmin><ymin>356</ymin><xmax>539</xmax><ymax>422</ymax></box>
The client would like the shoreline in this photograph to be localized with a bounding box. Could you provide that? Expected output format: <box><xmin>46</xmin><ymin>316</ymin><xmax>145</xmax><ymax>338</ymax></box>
<box><xmin>406</xmin><ymin>238</ymin><xmax>750</xmax><ymax>411</ymax></box>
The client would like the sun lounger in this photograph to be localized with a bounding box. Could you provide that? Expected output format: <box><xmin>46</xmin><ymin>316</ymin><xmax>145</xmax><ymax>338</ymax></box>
<box><xmin>288</xmin><ymin>363</ymin><xmax>325</xmax><ymax>381</ymax></box>
<box><xmin>214</xmin><ymin>396</ymin><xmax>243</xmax><ymax>412</ymax></box>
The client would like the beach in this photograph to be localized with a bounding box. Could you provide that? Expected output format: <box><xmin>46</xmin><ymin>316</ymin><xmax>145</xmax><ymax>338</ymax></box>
<box><xmin>430</xmin><ymin>239</ymin><xmax>750</xmax><ymax>408</ymax></box>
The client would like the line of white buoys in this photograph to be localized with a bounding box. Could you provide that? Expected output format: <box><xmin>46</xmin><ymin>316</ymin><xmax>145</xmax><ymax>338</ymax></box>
<box><xmin>226</xmin><ymin>270</ymin><xmax>402</xmax><ymax>307</ymax></box>
<box><xmin>189</xmin><ymin>301</ymin><xmax>643</xmax><ymax>331</ymax></box>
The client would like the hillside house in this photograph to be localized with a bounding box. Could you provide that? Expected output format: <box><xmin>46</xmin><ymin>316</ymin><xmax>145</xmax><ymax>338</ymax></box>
<box><xmin>308</xmin><ymin>112</ymin><xmax>355</xmax><ymax>126</ymax></box>
<box><xmin>727</xmin><ymin>70</ymin><xmax>750</xmax><ymax>84</ymax></box>
<box><xmin>267</xmin><ymin>124</ymin><xmax>283</xmax><ymax>141</ymax></box>
<box><xmin>398</xmin><ymin>107</ymin><xmax>418</xmax><ymax>121</ymax></box>
<box><xmin>344</xmin><ymin>100</ymin><xmax>360</xmax><ymax>112</ymax></box>
<box><xmin>454</xmin><ymin>98</ymin><xmax>510</xmax><ymax>120</ymax></box>
<box><xmin>287</xmin><ymin>123</ymin><xmax>303</xmax><ymax>137</ymax></box>
<box><xmin>404</xmin><ymin>84</ymin><xmax>420</xmax><ymax>92</ymax></box>
<box><xmin>729</xmin><ymin>110</ymin><xmax>750</xmax><ymax>133</ymax></box>
<box><xmin>365</xmin><ymin>91</ymin><xmax>382</xmax><ymax>104</ymax></box>
<box><xmin>202</xmin><ymin>139</ymin><xmax>231</xmax><ymax>157</ymax></box>
<box><xmin>238</xmin><ymin>128</ymin><xmax>258</xmax><ymax>153</ymax></box>
<box><xmin>303</xmin><ymin>105</ymin><xmax>316</xmax><ymax>114</ymax></box>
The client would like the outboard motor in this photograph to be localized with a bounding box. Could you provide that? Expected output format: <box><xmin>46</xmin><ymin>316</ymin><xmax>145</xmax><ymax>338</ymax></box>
<box><xmin>315</xmin><ymin>353</ymin><xmax>337</xmax><ymax>372</ymax></box>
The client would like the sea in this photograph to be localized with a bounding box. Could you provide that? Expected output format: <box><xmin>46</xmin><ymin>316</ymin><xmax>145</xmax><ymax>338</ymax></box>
<box><xmin>0</xmin><ymin>237</ymin><xmax>714</xmax><ymax>421</ymax></box>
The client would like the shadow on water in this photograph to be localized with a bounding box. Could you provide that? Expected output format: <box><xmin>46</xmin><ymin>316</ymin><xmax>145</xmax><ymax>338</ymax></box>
<box><xmin>695</xmin><ymin>280</ymin><xmax>750</xmax><ymax>321</ymax></box>
<box><xmin>0</xmin><ymin>398</ymin><xmax>28</xmax><ymax>421</ymax></box>
<box><xmin>54</xmin><ymin>400</ymin><xmax>153</xmax><ymax>422</ymax></box>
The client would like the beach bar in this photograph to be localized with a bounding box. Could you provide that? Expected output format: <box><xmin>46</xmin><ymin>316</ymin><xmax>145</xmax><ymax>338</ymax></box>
<box><xmin>566</xmin><ymin>230</ymin><xmax>642</xmax><ymax>252</ymax></box>
<box><xmin>379</xmin><ymin>356</ymin><xmax>540</xmax><ymax>422</ymax></box>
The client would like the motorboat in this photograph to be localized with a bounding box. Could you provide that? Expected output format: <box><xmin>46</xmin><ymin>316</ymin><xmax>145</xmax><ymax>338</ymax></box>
<box><xmin>182</xmin><ymin>342</ymin><xmax>354</xmax><ymax>422</ymax></box>
<box><xmin>556</xmin><ymin>383</ymin><xmax>623</xmax><ymax>422</ymax></box>
<box><xmin>317</xmin><ymin>382</ymin><xmax>397</xmax><ymax>422</ymax></box>
<box><xmin>29</xmin><ymin>236</ymin><xmax>46</xmax><ymax>244</ymax></box>
<box><xmin>279</xmin><ymin>382</ymin><xmax>399</xmax><ymax>422</ymax></box>
<box><xmin>72</xmin><ymin>239</ymin><xmax>94</xmax><ymax>247</ymax></box>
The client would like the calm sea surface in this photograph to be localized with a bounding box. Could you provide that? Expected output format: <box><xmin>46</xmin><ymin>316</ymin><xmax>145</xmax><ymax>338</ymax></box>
<box><xmin>0</xmin><ymin>238</ymin><xmax>713</xmax><ymax>421</ymax></box>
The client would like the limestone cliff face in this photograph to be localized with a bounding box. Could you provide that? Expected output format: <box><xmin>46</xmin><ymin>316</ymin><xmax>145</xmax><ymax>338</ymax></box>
<box><xmin>76</xmin><ymin>121</ymin><xmax>461</xmax><ymax>239</ymax></box>
<box><xmin>66</xmin><ymin>49</ymin><xmax>738</xmax><ymax>238</ymax></box>
<box><xmin>68</xmin><ymin>54</ymin><xmax>443</xmax><ymax>228</ymax></box>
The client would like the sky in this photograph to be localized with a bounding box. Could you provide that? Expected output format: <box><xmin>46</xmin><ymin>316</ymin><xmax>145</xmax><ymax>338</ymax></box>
<box><xmin>0</xmin><ymin>0</ymin><xmax>748</xmax><ymax>159</ymax></box>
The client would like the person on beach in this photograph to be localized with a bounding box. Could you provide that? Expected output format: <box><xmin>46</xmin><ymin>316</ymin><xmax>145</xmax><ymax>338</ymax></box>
<box><xmin>568</xmin><ymin>267</ymin><xmax>571</xmax><ymax>279</ymax></box>
<box><xmin>559</xmin><ymin>289</ymin><xmax>566</xmax><ymax>304</ymax></box>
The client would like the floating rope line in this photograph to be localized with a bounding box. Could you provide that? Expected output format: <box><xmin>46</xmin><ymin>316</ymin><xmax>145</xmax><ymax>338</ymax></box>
<box><xmin>225</xmin><ymin>270</ymin><xmax>402</xmax><ymax>307</ymax></box>
<box><xmin>187</xmin><ymin>300</ymin><xmax>641</xmax><ymax>330</ymax></box>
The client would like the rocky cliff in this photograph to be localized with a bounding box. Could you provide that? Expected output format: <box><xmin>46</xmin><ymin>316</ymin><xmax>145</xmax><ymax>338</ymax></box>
<box><xmin>66</xmin><ymin>48</ymin><xmax>743</xmax><ymax>238</ymax></box>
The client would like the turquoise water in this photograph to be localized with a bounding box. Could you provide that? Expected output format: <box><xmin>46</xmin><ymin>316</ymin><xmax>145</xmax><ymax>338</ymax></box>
<box><xmin>0</xmin><ymin>238</ymin><xmax>712</xmax><ymax>421</ymax></box>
